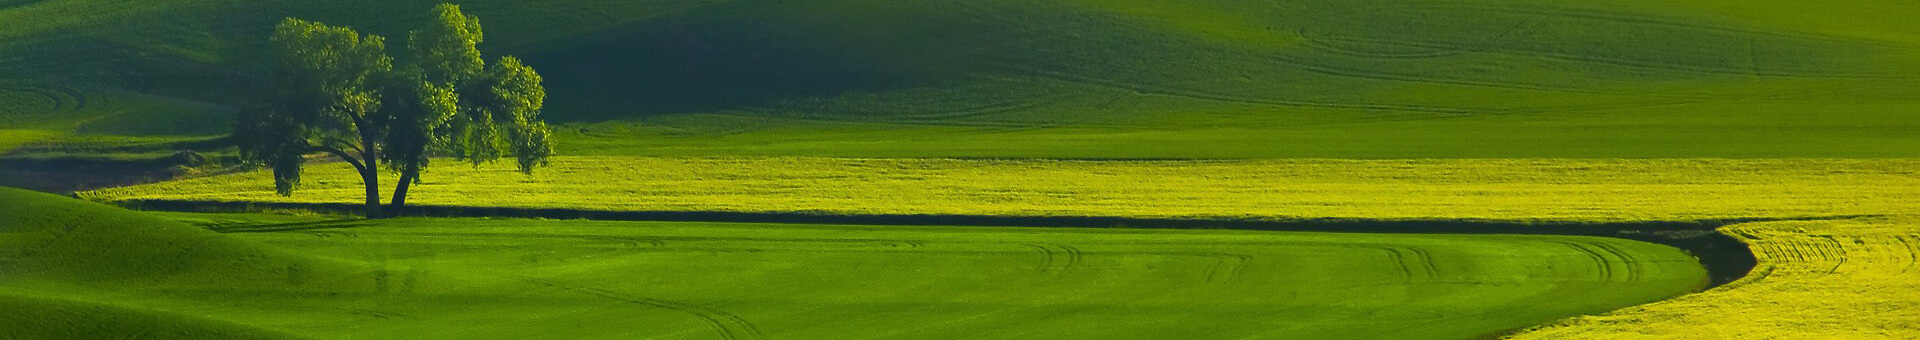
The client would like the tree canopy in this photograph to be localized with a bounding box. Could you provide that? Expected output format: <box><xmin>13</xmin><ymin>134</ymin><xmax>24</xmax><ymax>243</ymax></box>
<box><xmin>237</xmin><ymin>3</ymin><xmax>553</xmax><ymax>218</ymax></box>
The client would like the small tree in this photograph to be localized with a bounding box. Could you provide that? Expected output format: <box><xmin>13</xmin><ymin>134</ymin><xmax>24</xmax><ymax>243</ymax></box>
<box><xmin>239</xmin><ymin>4</ymin><xmax>553</xmax><ymax>218</ymax></box>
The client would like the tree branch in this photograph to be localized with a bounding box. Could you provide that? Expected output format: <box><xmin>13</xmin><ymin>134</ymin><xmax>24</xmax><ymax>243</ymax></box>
<box><xmin>320</xmin><ymin>137</ymin><xmax>363</xmax><ymax>154</ymax></box>
<box><xmin>304</xmin><ymin>145</ymin><xmax>370</xmax><ymax>175</ymax></box>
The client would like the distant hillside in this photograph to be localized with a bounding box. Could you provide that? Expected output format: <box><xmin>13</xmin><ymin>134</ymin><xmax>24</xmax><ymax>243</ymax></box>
<box><xmin>2</xmin><ymin>0</ymin><xmax>1918</xmax><ymax>157</ymax></box>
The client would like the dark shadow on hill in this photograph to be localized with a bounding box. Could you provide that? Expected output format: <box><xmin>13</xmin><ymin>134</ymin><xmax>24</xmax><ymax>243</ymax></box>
<box><xmin>512</xmin><ymin>1</ymin><xmax>941</xmax><ymax>123</ymax></box>
<box><xmin>1</xmin><ymin>139</ymin><xmax>237</xmax><ymax>195</ymax></box>
<box><xmin>102</xmin><ymin>199</ymin><xmax>1817</xmax><ymax>288</ymax></box>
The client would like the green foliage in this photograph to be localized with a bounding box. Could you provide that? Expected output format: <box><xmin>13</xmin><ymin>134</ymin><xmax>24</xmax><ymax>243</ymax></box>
<box><xmin>473</xmin><ymin>56</ymin><xmax>551</xmax><ymax>173</ymax></box>
<box><xmin>228</xmin><ymin>4</ymin><xmax>554</xmax><ymax>216</ymax></box>
<box><xmin>407</xmin><ymin>3</ymin><xmax>485</xmax><ymax>86</ymax></box>
<box><xmin>240</xmin><ymin>18</ymin><xmax>393</xmax><ymax>197</ymax></box>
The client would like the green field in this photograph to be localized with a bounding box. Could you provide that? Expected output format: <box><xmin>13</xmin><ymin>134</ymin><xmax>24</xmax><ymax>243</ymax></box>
<box><xmin>0</xmin><ymin>188</ymin><xmax>1710</xmax><ymax>339</ymax></box>
<box><xmin>2</xmin><ymin>0</ymin><xmax>1919</xmax><ymax>157</ymax></box>
<box><xmin>82</xmin><ymin>157</ymin><xmax>1920</xmax><ymax>338</ymax></box>
<box><xmin>7</xmin><ymin>0</ymin><xmax>1920</xmax><ymax>338</ymax></box>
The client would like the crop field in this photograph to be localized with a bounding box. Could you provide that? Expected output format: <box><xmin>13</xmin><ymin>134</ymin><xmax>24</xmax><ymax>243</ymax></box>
<box><xmin>88</xmin><ymin>157</ymin><xmax>1920</xmax><ymax>222</ymax></box>
<box><xmin>0</xmin><ymin>188</ymin><xmax>1710</xmax><ymax>339</ymax></box>
<box><xmin>1514</xmin><ymin>217</ymin><xmax>1920</xmax><ymax>339</ymax></box>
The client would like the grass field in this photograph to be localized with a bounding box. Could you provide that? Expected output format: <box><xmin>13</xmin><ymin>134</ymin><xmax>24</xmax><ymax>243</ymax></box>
<box><xmin>9</xmin><ymin>0</ymin><xmax>1920</xmax><ymax>338</ymax></box>
<box><xmin>86</xmin><ymin>157</ymin><xmax>1920</xmax><ymax>222</ymax></box>
<box><xmin>0</xmin><ymin>188</ymin><xmax>1711</xmax><ymax>339</ymax></box>
<box><xmin>2</xmin><ymin>0</ymin><xmax>1919</xmax><ymax>157</ymax></box>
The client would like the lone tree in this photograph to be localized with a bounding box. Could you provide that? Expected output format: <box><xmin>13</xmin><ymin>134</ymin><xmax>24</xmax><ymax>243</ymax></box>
<box><xmin>238</xmin><ymin>3</ymin><xmax>553</xmax><ymax>218</ymax></box>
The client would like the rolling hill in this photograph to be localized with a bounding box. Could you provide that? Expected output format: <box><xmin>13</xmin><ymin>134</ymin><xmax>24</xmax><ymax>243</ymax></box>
<box><xmin>0</xmin><ymin>187</ymin><xmax>1712</xmax><ymax>339</ymax></box>
<box><xmin>1</xmin><ymin>0</ymin><xmax>1917</xmax><ymax>158</ymax></box>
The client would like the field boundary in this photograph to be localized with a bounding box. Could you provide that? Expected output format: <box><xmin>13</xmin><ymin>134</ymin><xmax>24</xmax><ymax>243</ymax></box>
<box><xmin>105</xmin><ymin>199</ymin><xmax>1809</xmax><ymax>287</ymax></box>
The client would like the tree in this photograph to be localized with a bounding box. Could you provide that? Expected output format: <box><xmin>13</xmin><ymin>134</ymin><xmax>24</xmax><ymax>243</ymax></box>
<box><xmin>238</xmin><ymin>4</ymin><xmax>554</xmax><ymax>218</ymax></box>
<box><xmin>238</xmin><ymin>18</ymin><xmax>394</xmax><ymax>217</ymax></box>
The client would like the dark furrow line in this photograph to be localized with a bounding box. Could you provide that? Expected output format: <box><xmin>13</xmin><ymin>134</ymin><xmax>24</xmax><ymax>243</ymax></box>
<box><xmin>1818</xmin><ymin>236</ymin><xmax>1850</xmax><ymax>274</ymax></box>
<box><xmin>1026</xmin><ymin>244</ymin><xmax>1057</xmax><ymax>273</ymax></box>
<box><xmin>1897</xmin><ymin>236</ymin><xmax>1919</xmax><ymax>274</ymax></box>
<box><xmin>1383</xmin><ymin>248</ymin><xmax>1414</xmax><ymax>283</ymax></box>
<box><xmin>1555</xmin><ymin>241</ymin><xmax>1615</xmax><ymax>281</ymax></box>
<box><xmin>1588</xmin><ymin>242</ymin><xmax>1642</xmax><ymax>281</ymax></box>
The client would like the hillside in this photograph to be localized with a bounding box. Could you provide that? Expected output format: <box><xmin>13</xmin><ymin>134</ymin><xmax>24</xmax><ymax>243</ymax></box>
<box><xmin>3</xmin><ymin>0</ymin><xmax>1920</xmax><ymax>158</ymax></box>
<box><xmin>0</xmin><ymin>187</ymin><xmax>363</xmax><ymax>338</ymax></box>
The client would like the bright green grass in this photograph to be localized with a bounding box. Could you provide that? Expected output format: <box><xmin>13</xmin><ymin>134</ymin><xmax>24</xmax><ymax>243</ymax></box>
<box><xmin>1</xmin><ymin>188</ymin><xmax>1708</xmax><ymax>339</ymax></box>
<box><xmin>87</xmin><ymin>157</ymin><xmax>1920</xmax><ymax>222</ymax></box>
<box><xmin>3</xmin><ymin>0</ymin><xmax>1919</xmax><ymax>157</ymax></box>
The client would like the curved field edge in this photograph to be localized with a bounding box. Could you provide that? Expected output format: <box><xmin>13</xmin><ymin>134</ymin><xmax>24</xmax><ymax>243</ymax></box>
<box><xmin>5</xmin><ymin>186</ymin><xmax>1713</xmax><ymax>339</ymax></box>
<box><xmin>1507</xmin><ymin>217</ymin><xmax>1920</xmax><ymax>339</ymax></box>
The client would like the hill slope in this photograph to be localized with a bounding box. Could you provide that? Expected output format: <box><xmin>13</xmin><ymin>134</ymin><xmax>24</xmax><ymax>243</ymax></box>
<box><xmin>0</xmin><ymin>187</ymin><xmax>364</xmax><ymax>338</ymax></box>
<box><xmin>2</xmin><ymin>0</ymin><xmax>1919</xmax><ymax>157</ymax></box>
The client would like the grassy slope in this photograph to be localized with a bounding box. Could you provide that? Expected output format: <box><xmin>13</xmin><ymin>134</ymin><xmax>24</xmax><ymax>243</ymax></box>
<box><xmin>1</xmin><ymin>0</ymin><xmax>1918</xmax><ymax>157</ymax></box>
<box><xmin>87</xmin><ymin>157</ymin><xmax>1920</xmax><ymax>222</ymax></box>
<box><xmin>0</xmin><ymin>292</ymin><xmax>299</xmax><ymax>340</ymax></box>
<box><xmin>0</xmin><ymin>187</ymin><xmax>365</xmax><ymax>339</ymax></box>
<box><xmin>2</xmin><ymin>187</ymin><xmax>1708</xmax><ymax>339</ymax></box>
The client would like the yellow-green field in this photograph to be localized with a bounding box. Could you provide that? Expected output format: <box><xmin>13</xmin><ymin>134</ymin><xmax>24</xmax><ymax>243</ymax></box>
<box><xmin>87</xmin><ymin>157</ymin><xmax>1920</xmax><ymax>222</ymax></box>
<box><xmin>82</xmin><ymin>157</ymin><xmax>1920</xmax><ymax>338</ymax></box>
<box><xmin>1514</xmin><ymin>218</ymin><xmax>1920</xmax><ymax>339</ymax></box>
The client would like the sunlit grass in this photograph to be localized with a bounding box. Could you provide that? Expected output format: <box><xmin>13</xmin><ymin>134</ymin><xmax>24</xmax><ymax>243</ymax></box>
<box><xmin>85</xmin><ymin>157</ymin><xmax>1920</xmax><ymax>222</ymax></box>
<box><xmin>1</xmin><ymin>188</ymin><xmax>1711</xmax><ymax>339</ymax></box>
<box><xmin>1512</xmin><ymin>217</ymin><xmax>1920</xmax><ymax>339</ymax></box>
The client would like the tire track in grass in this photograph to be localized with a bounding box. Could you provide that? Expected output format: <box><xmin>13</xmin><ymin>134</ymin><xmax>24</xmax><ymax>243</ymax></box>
<box><xmin>1203</xmin><ymin>253</ymin><xmax>1252</xmax><ymax>283</ymax></box>
<box><xmin>1587</xmin><ymin>242</ymin><xmax>1642</xmax><ymax>281</ymax></box>
<box><xmin>1815</xmin><ymin>235</ymin><xmax>1850</xmax><ymax>274</ymax></box>
<box><xmin>1382</xmin><ymin>247</ymin><xmax>1415</xmax><ymax>282</ymax></box>
<box><xmin>519</xmin><ymin>276</ymin><xmax>762</xmax><ymax>340</ymax></box>
<box><xmin>1895</xmin><ymin>236</ymin><xmax>1919</xmax><ymax>274</ymax></box>
<box><xmin>1379</xmin><ymin>247</ymin><xmax>1439</xmax><ymax>282</ymax></box>
<box><xmin>1552</xmin><ymin>241</ymin><xmax>1616</xmax><ymax>281</ymax></box>
<box><xmin>1407</xmin><ymin>247</ymin><xmax>1439</xmax><ymax>280</ymax></box>
<box><xmin>1023</xmin><ymin>243</ymin><xmax>1083</xmax><ymax>273</ymax></box>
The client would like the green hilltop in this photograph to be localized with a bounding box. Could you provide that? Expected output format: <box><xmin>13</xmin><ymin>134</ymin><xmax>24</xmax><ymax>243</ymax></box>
<box><xmin>2</xmin><ymin>0</ymin><xmax>1918</xmax><ymax>158</ymax></box>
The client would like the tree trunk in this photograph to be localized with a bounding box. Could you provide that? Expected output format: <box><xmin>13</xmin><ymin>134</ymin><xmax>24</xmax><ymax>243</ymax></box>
<box><xmin>389</xmin><ymin>166</ymin><xmax>418</xmax><ymax>217</ymax></box>
<box><xmin>361</xmin><ymin>161</ymin><xmax>383</xmax><ymax>218</ymax></box>
<box><xmin>360</xmin><ymin>130</ymin><xmax>384</xmax><ymax>219</ymax></box>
